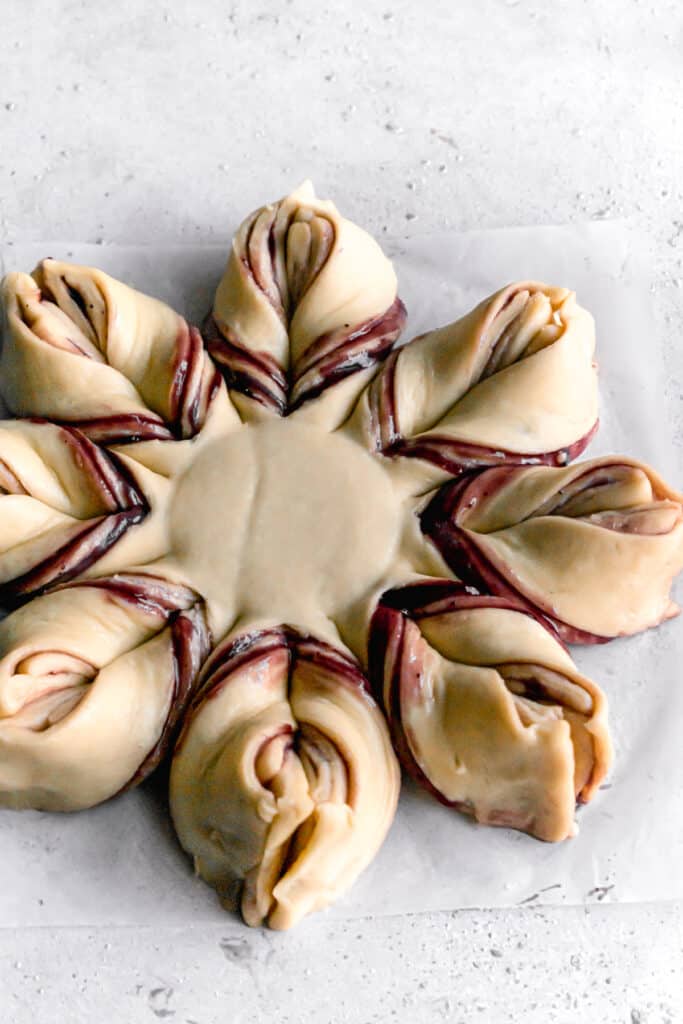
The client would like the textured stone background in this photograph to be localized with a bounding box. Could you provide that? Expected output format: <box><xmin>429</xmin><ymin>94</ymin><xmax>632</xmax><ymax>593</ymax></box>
<box><xmin>1</xmin><ymin>1</ymin><xmax>682</xmax><ymax>1022</ymax></box>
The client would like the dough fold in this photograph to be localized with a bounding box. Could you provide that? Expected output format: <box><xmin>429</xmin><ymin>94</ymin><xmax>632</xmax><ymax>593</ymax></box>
<box><xmin>204</xmin><ymin>181</ymin><xmax>406</xmax><ymax>418</ymax></box>
<box><xmin>170</xmin><ymin>627</ymin><xmax>400</xmax><ymax>929</ymax></box>
<box><xmin>0</xmin><ymin>574</ymin><xmax>210</xmax><ymax>810</ymax></box>
<box><xmin>1</xmin><ymin>259</ymin><xmax>227</xmax><ymax>442</ymax></box>
<box><xmin>0</xmin><ymin>420</ymin><xmax>148</xmax><ymax>605</ymax></box>
<box><xmin>351</xmin><ymin>282</ymin><xmax>598</xmax><ymax>475</ymax></box>
<box><xmin>369</xmin><ymin>581</ymin><xmax>611</xmax><ymax>841</ymax></box>
<box><xmin>421</xmin><ymin>457</ymin><xmax>683</xmax><ymax>641</ymax></box>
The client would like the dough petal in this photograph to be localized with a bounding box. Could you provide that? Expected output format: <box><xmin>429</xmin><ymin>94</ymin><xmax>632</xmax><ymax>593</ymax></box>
<box><xmin>350</xmin><ymin>282</ymin><xmax>598</xmax><ymax>482</ymax></box>
<box><xmin>421</xmin><ymin>457</ymin><xmax>683</xmax><ymax>641</ymax></box>
<box><xmin>170</xmin><ymin>626</ymin><xmax>400</xmax><ymax>929</ymax></box>
<box><xmin>0</xmin><ymin>574</ymin><xmax>210</xmax><ymax>810</ymax></box>
<box><xmin>369</xmin><ymin>580</ymin><xmax>611</xmax><ymax>842</ymax></box>
<box><xmin>1</xmin><ymin>260</ymin><xmax>230</xmax><ymax>442</ymax></box>
<box><xmin>0</xmin><ymin>420</ymin><xmax>150</xmax><ymax>604</ymax></box>
<box><xmin>205</xmin><ymin>181</ymin><xmax>405</xmax><ymax>421</ymax></box>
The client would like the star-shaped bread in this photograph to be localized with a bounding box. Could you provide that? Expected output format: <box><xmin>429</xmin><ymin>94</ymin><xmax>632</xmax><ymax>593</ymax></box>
<box><xmin>1</xmin><ymin>182</ymin><xmax>681</xmax><ymax>929</ymax></box>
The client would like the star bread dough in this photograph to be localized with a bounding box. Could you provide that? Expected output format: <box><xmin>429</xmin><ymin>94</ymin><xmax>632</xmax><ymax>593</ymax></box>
<box><xmin>0</xmin><ymin>183</ymin><xmax>680</xmax><ymax>928</ymax></box>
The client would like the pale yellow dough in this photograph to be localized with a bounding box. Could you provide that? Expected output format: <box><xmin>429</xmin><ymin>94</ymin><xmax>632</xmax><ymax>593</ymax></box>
<box><xmin>384</xmin><ymin>605</ymin><xmax>611</xmax><ymax>842</ymax></box>
<box><xmin>211</xmin><ymin>181</ymin><xmax>400</xmax><ymax>425</ymax></box>
<box><xmin>170</xmin><ymin>634</ymin><xmax>400</xmax><ymax>930</ymax></box>
<box><xmin>163</xmin><ymin>416</ymin><xmax>431</xmax><ymax>929</ymax></box>
<box><xmin>0</xmin><ymin>582</ymin><xmax>199</xmax><ymax>810</ymax></box>
<box><xmin>451</xmin><ymin>457</ymin><xmax>683</xmax><ymax>636</ymax></box>
<box><xmin>168</xmin><ymin>419</ymin><xmax>405</xmax><ymax>638</ymax></box>
<box><xmin>3</xmin><ymin>213</ymin><xmax>664</xmax><ymax>931</ymax></box>
<box><xmin>1</xmin><ymin>259</ymin><xmax>236</xmax><ymax>436</ymax></box>
<box><xmin>347</xmin><ymin>282</ymin><xmax>598</xmax><ymax>492</ymax></box>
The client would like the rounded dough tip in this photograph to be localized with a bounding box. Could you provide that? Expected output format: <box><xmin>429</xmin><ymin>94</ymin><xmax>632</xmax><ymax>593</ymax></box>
<box><xmin>289</xmin><ymin>178</ymin><xmax>317</xmax><ymax>202</ymax></box>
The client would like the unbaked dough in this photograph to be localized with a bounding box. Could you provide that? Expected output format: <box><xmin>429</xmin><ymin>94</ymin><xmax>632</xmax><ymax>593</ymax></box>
<box><xmin>0</xmin><ymin>183</ymin><xmax>680</xmax><ymax>929</ymax></box>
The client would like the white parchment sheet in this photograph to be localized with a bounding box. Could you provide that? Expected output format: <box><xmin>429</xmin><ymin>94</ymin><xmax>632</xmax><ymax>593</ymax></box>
<box><xmin>0</xmin><ymin>221</ymin><xmax>681</xmax><ymax>927</ymax></box>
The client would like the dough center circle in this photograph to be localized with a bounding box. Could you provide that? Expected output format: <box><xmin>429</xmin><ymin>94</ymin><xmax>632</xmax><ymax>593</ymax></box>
<box><xmin>170</xmin><ymin>419</ymin><xmax>400</xmax><ymax>629</ymax></box>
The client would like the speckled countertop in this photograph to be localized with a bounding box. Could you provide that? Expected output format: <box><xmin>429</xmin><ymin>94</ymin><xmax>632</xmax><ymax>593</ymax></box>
<box><xmin>1</xmin><ymin>2</ymin><xmax>682</xmax><ymax>1022</ymax></box>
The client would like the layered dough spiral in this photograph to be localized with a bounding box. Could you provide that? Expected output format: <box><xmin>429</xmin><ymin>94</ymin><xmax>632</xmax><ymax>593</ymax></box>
<box><xmin>349</xmin><ymin>282</ymin><xmax>598</xmax><ymax>480</ymax></box>
<box><xmin>0</xmin><ymin>575</ymin><xmax>209</xmax><ymax>811</ymax></box>
<box><xmin>421</xmin><ymin>457</ymin><xmax>683</xmax><ymax>641</ymax></box>
<box><xmin>204</xmin><ymin>180</ymin><xmax>406</xmax><ymax>422</ymax></box>
<box><xmin>1</xmin><ymin>258</ymin><xmax>231</xmax><ymax>443</ymax></box>
<box><xmin>170</xmin><ymin>628</ymin><xmax>399</xmax><ymax>930</ymax></box>
<box><xmin>370</xmin><ymin>581</ymin><xmax>611</xmax><ymax>842</ymax></box>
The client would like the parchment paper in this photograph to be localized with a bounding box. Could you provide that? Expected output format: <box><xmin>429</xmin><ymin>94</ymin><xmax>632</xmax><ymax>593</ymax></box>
<box><xmin>1</xmin><ymin>221</ymin><xmax>681</xmax><ymax>927</ymax></box>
